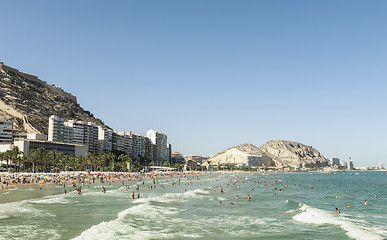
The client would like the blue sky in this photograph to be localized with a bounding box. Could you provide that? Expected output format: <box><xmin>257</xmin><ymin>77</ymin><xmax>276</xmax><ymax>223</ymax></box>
<box><xmin>1</xmin><ymin>1</ymin><xmax>386</xmax><ymax>166</ymax></box>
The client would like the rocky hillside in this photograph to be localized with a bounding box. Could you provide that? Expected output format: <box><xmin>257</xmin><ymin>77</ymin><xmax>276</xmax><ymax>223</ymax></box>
<box><xmin>258</xmin><ymin>140</ymin><xmax>329</xmax><ymax>168</ymax></box>
<box><xmin>0</xmin><ymin>62</ymin><xmax>107</xmax><ymax>134</ymax></box>
<box><xmin>208</xmin><ymin>141</ymin><xmax>329</xmax><ymax>168</ymax></box>
<box><xmin>208</xmin><ymin>144</ymin><xmax>275</xmax><ymax>167</ymax></box>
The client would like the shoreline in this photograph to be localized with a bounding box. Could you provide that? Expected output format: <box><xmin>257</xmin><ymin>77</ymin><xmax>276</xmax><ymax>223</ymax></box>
<box><xmin>2</xmin><ymin>169</ymin><xmax>384</xmax><ymax>191</ymax></box>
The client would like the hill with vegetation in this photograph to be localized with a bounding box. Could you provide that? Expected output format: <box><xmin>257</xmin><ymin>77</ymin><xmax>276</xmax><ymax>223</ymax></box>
<box><xmin>0</xmin><ymin>62</ymin><xmax>107</xmax><ymax>135</ymax></box>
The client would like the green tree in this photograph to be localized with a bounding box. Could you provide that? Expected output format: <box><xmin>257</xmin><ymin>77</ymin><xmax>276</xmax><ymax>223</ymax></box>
<box><xmin>118</xmin><ymin>154</ymin><xmax>132</xmax><ymax>172</ymax></box>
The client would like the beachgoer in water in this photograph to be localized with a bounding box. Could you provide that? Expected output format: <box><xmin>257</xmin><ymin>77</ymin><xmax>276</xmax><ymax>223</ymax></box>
<box><xmin>335</xmin><ymin>208</ymin><xmax>340</xmax><ymax>214</ymax></box>
<box><xmin>132</xmin><ymin>192</ymin><xmax>135</xmax><ymax>199</ymax></box>
<box><xmin>138</xmin><ymin>193</ymin><xmax>140</xmax><ymax>199</ymax></box>
<box><xmin>218</xmin><ymin>201</ymin><xmax>223</xmax><ymax>205</ymax></box>
<box><xmin>375</xmin><ymin>194</ymin><xmax>377</xmax><ymax>198</ymax></box>
<box><xmin>231</xmin><ymin>202</ymin><xmax>235</xmax><ymax>205</ymax></box>
<box><xmin>101</xmin><ymin>187</ymin><xmax>106</xmax><ymax>194</ymax></box>
<box><xmin>236</xmin><ymin>196</ymin><xmax>239</xmax><ymax>199</ymax></box>
<box><xmin>364</xmin><ymin>200</ymin><xmax>368</xmax><ymax>206</ymax></box>
<box><xmin>348</xmin><ymin>203</ymin><xmax>351</xmax><ymax>207</ymax></box>
<box><xmin>248</xmin><ymin>194</ymin><xmax>251</xmax><ymax>201</ymax></box>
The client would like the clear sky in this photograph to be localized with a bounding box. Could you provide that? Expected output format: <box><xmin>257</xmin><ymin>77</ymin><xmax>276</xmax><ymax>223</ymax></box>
<box><xmin>1</xmin><ymin>0</ymin><xmax>386</xmax><ymax>167</ymax></box>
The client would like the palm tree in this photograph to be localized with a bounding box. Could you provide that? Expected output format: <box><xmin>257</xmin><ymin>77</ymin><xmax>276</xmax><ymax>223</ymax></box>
<box><xmin>85</xmin><ymin>152</ymin><xmax>97</xmax><ymax>171</ymax></box>
<box><xmin>59</xmin><ymin>154</ymin><xmax>70</xmax><ymax>172</ymax></box>
<box><xmin>97</xmin><ymin>153</ymin><xmax>107</xmax><ymax>171</ymax></box>
<box><xmin>5</xmin><ymin>146</ymin><xmax>22</xmax><ymax>172</ymax></box>
<box><xmin>107</xmin><ymin>152</ymin><xmax>116</xmax><ymax>172</ymax></box>
<box><xmin>118</xmin><ymin>154</ymin><xmax>132</xmax><ymax>172</ymax></box>
<box><xmin>31</xmin><ymin>147</ymin><xmax>46</xmax><ymax>173</ymax></box>
<box><xmin>75</xmin><ymin>156</ymin><xmax>84</xmax><ymax>171</ymax></box>
<box><xmin>47</xmin><ymin>150</ymin><xmax>59</xmax><ymax>173</ymax></box>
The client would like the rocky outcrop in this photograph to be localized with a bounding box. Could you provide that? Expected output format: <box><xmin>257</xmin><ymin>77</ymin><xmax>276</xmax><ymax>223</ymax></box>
<box><xmin>207</xmin><ymin>144</ymin><xmax>275</xmax><ymax>167</ymax></box>
<box><xmin>207</xmin><ymin>141</ymin><xmax>329</xmax><ymax>168</ymax></box>
<box><xmin>0</xmin><ymin>62</ymin><xmax>107</xmax><ymax>134</ymax></box>
<box><xmin>258</xmin><ymin>140</ymin><xmax>329</xmax><ymax>168</ymax></box>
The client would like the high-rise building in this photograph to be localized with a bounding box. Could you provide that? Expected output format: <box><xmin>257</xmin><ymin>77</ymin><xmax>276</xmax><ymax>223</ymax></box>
<box><xmin>167</xmin><ymin>144</ymin><xmax>172</xmax><ymax>161</ymax></box>
<box><xmin>64</xmin><ymin>120</ymin><xmax>99</xmax><ymax>153</ymax></box>
<box><xmin>330</xmin><ymin>158</ymin><xmax>340</xmax><ymax>166</ymax></box>
<box><xmin>112</xmin><ymin>132</ymin><xmax>126</xmax><ymax>153</ymax></box>
<box><xmin>147</xmin><ymin>129</ymin><xmax>168</xmax><ymax>163</ymax></box>
<box><xmin>341</xmin><ymin>160</ymin><xmax>347</xmax><ymax>169</ymax></box>
<box><xmin>348</xmin><ymin>157</ymin><xmax>354</xmax><ymax>170</ymax></box>
<box><xmin>379</xmin><ymin>162</ymin><xmax>385</xmax><ymax>170</ymax></box>
<box><xmin>48</xmin><ymin>116</ymin><xmax>99</xmax><ymax>153</ymax></box>
<box><xmin>0</xmin><ymin>119</ymin><xmax>13</xmax><ymax>144</ymax></box>
<box><xmin>98</xmin><ymin>126</ymin><xmax>113</xmax><ymax>153</ymax></box>
<box><xmin>48</xmin><ymin>115</ymin><xmax>64</xmax><ymax>142</ymax></box>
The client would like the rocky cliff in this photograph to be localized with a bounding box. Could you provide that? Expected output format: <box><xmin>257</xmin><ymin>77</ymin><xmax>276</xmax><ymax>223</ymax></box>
<box><xmin>0</xmin><ymin>62</ymin><xmax>107</xmax><ymax>134</ymax></box>
<box><xmin>208</xmin><ymin>141</ymin><xmax>329</xmax><ymax>168</ymax></box>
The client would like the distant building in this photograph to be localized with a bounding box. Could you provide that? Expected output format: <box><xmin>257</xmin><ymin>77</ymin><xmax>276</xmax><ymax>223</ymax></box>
<box><xmin>147</xmin><ymin>129</ymin><xmax>168</xmax><ymax>163</ymax></box>
<box><xmin>167</xmin><ymin>144</ymin><xmax>172</xmax><ymax>161</ymax></box>
<box><xmin>341</xmin><ymin>160</ymin><xmax>347</xmax><ymax>169</ymax></box>
<box><xmin>330</xmin><ymin>158</ymin><xmax>340</xmax><ymax>166</ymax></box>
<box><xmin>171</xmin><ymin>152</ymin><xmax>185</xmax><ymax>164</ymax></box>
<box><xmin>247</xmin><ymin>155</ymin><xmax>263</xmax><ymax>167</ymax></box>
<box><xmin>0</xmin><ymin>119</ymin><xmax>13</xmax><ymax>144</ymax></box>
<box><xmin>379</xmin><ymin>162</ymin><xmax>385</xmax><ymax>170</ymax></box>
<box><xmin>348</xmin><ymin>157</ymin><xmax>354</xmax><ymax>170</ymax></box>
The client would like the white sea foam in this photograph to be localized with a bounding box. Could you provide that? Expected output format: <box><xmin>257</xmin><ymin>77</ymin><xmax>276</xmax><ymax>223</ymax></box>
<box><xmin>73</xmin><ymin>188</ymin><xmax>212</xmax><ymax>240</ymax></box>
<box><xmin>134</xmin><ymin>188</ymin><xmax>207</xmax><ymax>204</ymax></box>
<box><xmin>73</xmin><ymin>200</ymin><xmax>178</xmax><ymax>240</ymax></box>
<box><xmin>293</xmin><ymin>204</ymin><xmax>384</xmax><ymax>240</ymax></box>
<box><xmin>0</xmin><ymin>225</ymin><xmax>60</xmax><ymax>240</ymax></box>
<box><xmin>29</xmin><ymin>194</ymin><xmax>69</xmax><ymax>204</ymax></box>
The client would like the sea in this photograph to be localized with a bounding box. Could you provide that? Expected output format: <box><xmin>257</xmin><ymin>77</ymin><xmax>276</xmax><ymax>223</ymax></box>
<box><xmin>0</xmin><ymin>171</ymin><xmax>386</xmax><ymax>240</ymax></box>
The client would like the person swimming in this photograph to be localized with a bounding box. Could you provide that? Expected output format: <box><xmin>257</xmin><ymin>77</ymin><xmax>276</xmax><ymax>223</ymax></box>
<box><xmin>236</xmin><ymin>195</ymin><xmax>239</xmax><ymax>199</ymax></box>
<box><xmin>231</xmin><ymin>202</ymin><xmax>235</xmax><ymax>205</ymax></box>
<box><xmin>364</xmin><ymin>200</ymin><xmax>368</xmax><ymax>206</ymax></box>
<box><xmin>335</xmin><ymin>208</ymin><xmax>340</xmax><ymax>214</ymax></box>
<box><xmin>218</xmin><ymin>201</ymin><xmax>223</xmax><ymax>205</ymax></box>
<box><xmin>348</xmin><ymin>203</ymin><xmax>351</xmax><ymax>207</ymax></box>
<box><xmin>248</xmin><ymin>194</ymin><xmax>251</xmax><ymax>201</ymax></box>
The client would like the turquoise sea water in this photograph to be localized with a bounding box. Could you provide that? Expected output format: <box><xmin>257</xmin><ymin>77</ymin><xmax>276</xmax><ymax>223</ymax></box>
<box><xmin>0</xmin><ymin>171</ymin><xmax>386</xmax><ymax>240</ymax></box>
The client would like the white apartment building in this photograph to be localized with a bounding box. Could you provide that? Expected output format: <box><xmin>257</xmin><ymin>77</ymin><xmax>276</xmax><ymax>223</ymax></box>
<box><xmin>98</xmin><ymin>126</ymin><xmax>113</xmax><ymax>153</ymax></box>
<box><xmin>130</xmin><ymin>133</ymin><xmax>149</xmax><ymax>160</ymax></box>
<box><xmin>112</xmin><ymin>132</ymin><xmax>126</xmax><ymax>153</ymax></box>
<box><xmin>0</xmin><ymin>119</ymin><xmax>13</xmax><ymax>144</ymax></box>
<box><xmin>48</xmin><ymin>115</ymin><xmax>64</xmax><ymax>142</ymax></box>
<box><xmin>147</xmin><ymin>129</ymin><xmax>168</xmax><ymax>162</ymax></box>
<box><xmin>379</xmin><ymin>162</ymin><xmax>385</xmax><ymax>170</ymax></box>
<box><xmin>48</xmin><ymin>116</ymin><xmax>99</xmax><ymax>154</ymax></box>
